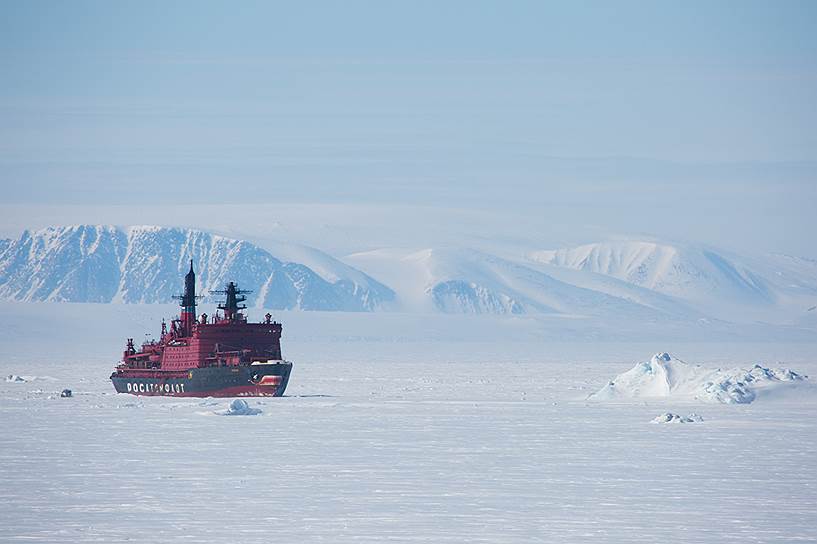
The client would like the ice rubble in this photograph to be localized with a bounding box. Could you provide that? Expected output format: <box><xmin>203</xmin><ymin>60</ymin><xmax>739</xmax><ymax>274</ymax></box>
<box><xmin>219</xmin><ymin>399</ymin><xmax>262</xmax><ymax>416</ymax></box>
<box><xmin>5</xmin><ymin>374</ymin><xmax>55</xmax><ymax>383</ymax></box>
<box><xmin>651</xmin><ymin>412</ymin><xmax>704</xmax><ymax>424</ymax></box>
<box><xmin>590</xmin><ymin>352</ymin><xmax>806</xmax><ymax>404</ymax></box>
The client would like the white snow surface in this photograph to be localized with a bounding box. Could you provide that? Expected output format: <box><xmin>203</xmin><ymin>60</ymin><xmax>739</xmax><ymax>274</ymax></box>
<box><xmin>1</xmin><ymin>305</ymin><xmax>816</xmax><ymax>543</ymax></box>
<box><xmin>590</xmin><ymin>352</ymin><xmax>808</xmax><ymax>404</ymax></box>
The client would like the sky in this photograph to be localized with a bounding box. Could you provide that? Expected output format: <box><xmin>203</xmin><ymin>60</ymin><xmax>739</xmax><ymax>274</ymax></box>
<box><xmin>0</xmin><ymin>1</ymin><xmax>816</xmax><ymax>256</ymax></box>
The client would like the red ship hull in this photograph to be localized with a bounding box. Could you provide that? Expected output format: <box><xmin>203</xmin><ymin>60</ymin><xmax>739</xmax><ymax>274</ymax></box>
<box><xmin>111</xmin><ymin>362</ymin><xmax>293</xmax><ymax>397</ymax></box>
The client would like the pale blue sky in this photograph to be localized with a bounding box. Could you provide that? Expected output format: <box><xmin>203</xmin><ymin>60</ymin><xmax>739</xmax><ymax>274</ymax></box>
<box><xmin>1</xmin><ymin>1</ymin><xmax>815</xmax><ymax>254</ymax></box>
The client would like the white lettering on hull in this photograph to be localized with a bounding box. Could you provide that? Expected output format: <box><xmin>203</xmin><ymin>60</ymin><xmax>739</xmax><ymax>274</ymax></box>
<box><xmin>125</xmin><ymin>382</ymin><xmax>185</xmax><ymax>395</ymax></box>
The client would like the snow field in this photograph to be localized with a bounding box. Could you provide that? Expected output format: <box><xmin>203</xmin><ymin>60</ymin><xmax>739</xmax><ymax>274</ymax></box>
<box><xmin>1</xmin><ymin>305</ymin><xmax>816</xmax><ymax>542</ymax></box>
<box><xmin>2</xmin><ymin>350</ymin><xmax>816</xmax><ymax>543</ymax></box>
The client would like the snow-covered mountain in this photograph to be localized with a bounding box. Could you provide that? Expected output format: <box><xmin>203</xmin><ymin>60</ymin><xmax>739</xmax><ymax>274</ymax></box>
<box><xmin>529</xmin><ymin>240</ymin><xmax>771</xmax><ymax>301</ymax></box>
<box><xmin>342</xmin><ymin>240</ymin><xmax>816</xmax><ymax>324</ymax></box>
<box><xmin>527</xmin><ymin>240</ymin><xmax>817</xmax><ymax>322</ymax></box>
<box><xmin>346</xmin><ymin>247</ymin><xmax>697</xmax><ymax>320</ymax></box>
<box><xmin>0</xmin><ymin>225</ymin><xmax>394</xmax><ymax>311</ymax></box>
<box><xmin>1</xmin><ymin>227</ymin><xmax>814</xmax><ymax>326</ymax></box>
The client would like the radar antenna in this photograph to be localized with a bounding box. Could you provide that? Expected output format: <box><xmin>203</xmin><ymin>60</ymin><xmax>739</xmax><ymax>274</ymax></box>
<box><xmin>210</xmin><ymin>281</ymin><xmax>252</xmax><ymax>322</ymax></box>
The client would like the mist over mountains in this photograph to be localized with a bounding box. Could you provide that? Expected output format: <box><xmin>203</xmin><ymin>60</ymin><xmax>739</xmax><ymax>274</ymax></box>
<box><xmin>0</xmin><ymin>225</ymin><xmax>815</xmax><ymax>327</ymax></box>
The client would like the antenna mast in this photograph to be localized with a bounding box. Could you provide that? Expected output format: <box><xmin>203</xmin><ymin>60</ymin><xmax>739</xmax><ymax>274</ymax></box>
<box><xmin>211</xmin><ymin>281</ymin><xmax>252</xmax><ymax>322</ymax></box>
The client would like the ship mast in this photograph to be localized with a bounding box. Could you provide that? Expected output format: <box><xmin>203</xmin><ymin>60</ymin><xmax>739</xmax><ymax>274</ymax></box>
<box><xmin>173</xmin><ymin>260</ymin><xmax>199</xmax><ymax>336</ymax></box>
<box><xmin>211</xmin><ymin>281</ymin><xmax>252</xmax><ymax>323</ymax></box>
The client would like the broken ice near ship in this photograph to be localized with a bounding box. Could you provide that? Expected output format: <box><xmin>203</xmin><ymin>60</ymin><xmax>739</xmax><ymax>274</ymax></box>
<box><xmin>218</xmin><ymin>399</ymin><xmax>262</xmax><ymax>416</ymax></box>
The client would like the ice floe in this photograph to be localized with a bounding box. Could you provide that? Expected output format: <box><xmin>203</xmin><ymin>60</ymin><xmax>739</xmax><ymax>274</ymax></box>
<box><xmin>651</xmin><ymin>412</ymin><xmax>704</xmax><ymax>424</ymax></box>
<box><xmin>590</xmin><ymin>352</ymin><xmax>807</xmax><ymax>404</ymax></box>
<box><xmin>5</xmin><ymin>374</ymin><xmax>56</xmax><ymax>383</ymax></box>
<box><xmin>219</xmin><ymin>399</ymin><xmax>262</xmax><ymax>416</ymax></box>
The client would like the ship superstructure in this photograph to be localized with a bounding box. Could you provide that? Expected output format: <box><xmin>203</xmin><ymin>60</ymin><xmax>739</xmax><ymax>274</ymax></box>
<box><xmin>111</xmin><ymin>261</ymin><xmax>292</xmax><ymax>397</ymax></box>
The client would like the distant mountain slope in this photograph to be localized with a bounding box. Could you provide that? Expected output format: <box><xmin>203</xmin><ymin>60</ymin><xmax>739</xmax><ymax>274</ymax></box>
<box><xmin>522</xmin><ymin>257</ymin><xmax>704</xmax><ymax>320</ymax></box>
<box><xmin>2</xmin><ymin>227</ymin><xmax>814</xmax><ymax>324</ymax></box>
<box><xmin>347</xmin><ymin>247</ymin><xmax>691</xmax><ymax>320</ymax></box>
<box><xmin>0</xmin><ymin>225</ymin><xmax>394</xmax><ymax>311</ymax></box>
<box><xmin>528</xmin><ymin>240</ymin><xmax>817</xmax><ymax>323</ymax></box>
<box><xmin>760</xmin><ymin>253</ymin><xmax>817</xmax><ymax>298</ymax></box>
<box><xmin>529</xmin><ymin>240</ymin><xmax>773</xmax><ymax>303</ymax></box>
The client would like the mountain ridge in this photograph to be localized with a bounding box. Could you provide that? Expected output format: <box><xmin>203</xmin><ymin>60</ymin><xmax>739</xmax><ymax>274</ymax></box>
<box><xmin>1</xmin><ymin>227</ymin><xmax>815</xmax><ymax>326</ymax></box>
<box><xmin>527</xmin><ymin>239</ymin><xmax>817</xmax><ymax>323</ymax></box>
<box><xmin>0</xmin><ymin>225</ymin><xmax>394</xmax><ymax>311</ymax></box>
